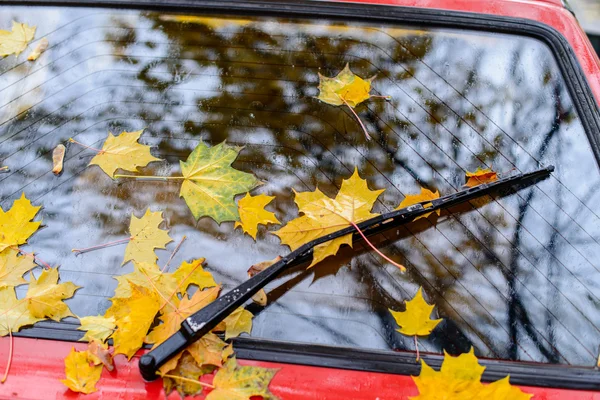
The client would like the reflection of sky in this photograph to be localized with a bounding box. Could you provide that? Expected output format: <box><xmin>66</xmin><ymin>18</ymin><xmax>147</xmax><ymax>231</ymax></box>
<box><xmin>1</xmin><ymin>7</ymin><xmax>600</xmax><ymax>366</ymax></box>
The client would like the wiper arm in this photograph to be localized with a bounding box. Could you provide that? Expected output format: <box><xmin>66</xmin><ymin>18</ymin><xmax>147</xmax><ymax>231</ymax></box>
<box><xmin>139</xmin><ymin>165</ymin><xmax>554</xmax><ymax>380</ymax></box>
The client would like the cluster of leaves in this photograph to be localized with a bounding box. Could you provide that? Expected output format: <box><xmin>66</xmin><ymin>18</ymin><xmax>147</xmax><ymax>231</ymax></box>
<box><xmin>411</xmin><ymin>349</ymin><xmax>532</xmax><ymax>399</ymax></box>
<box><xmin>0</xmin><ymin>21</ymin><xmax>47</xmax><ymax>60</ymax></box>
<box><xmin>0</xmin><ymin>194</ymin><xmax>78</xmax><ymax>381</ymax></box>
<box><xmin>0</xmin><ymin>33</ymin><xmax>524</xmax><ymax>398</ymax></box>
<box><xmin>72</xmin><ymin>209</ymin><xmax>270</xmax><ymax>397</ymax></box>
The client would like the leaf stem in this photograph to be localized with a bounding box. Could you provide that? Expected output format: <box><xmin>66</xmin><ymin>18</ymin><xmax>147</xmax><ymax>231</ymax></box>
<box><xmin>348</xmin><ymin>221</ymin><xmax>406</xmax><ymax>271</ymax></box>
<box><xmin>370</xmin><ymin>95</ymin><xmax>392</xmax><ymax>100</ymax></box>
<box><xmin>339</xmin><ymin>96</ymin><xmax>371</xmax><ymax>141</ymax></box>
<box><xmin>414</xmin><ymin>335</ymin><xmax>420</xmax><ymax>362</ymax></box>
<box><xmin>113</xmin><ymin>174</ymin><xmax>185</xmax><ymax>181</ymax></box>
<box><xmin>72</xmin><ymin>237</ymin><xmax>132</xmax><ymax>255</ymax></box>
<box><xmin>11</xmin><ymin>246</ymin><xmax>51</xmax><ymax>270</ymax></box>
<box><xmin>139</xmin><ymin>267</ymin><xmax>179</xmax><ymax>313</ymax></box>
<box><xmin>68</xmin><ymin>138</ymin><xmax>104</xmax><ymax>154</ymax></box>
<box><xmin>161</xmin><ymin>235</ymin><xmax>187</xmax><ymax>273</ymax></box>
<box><xmin>160</xmin><ymin>373</ymin><xmax>214</xmax><ymax>388</ymax></box>
<box><xmin>1</xmin><ymin>327</ymin><xmax>12</xmax><ymax>383</ymax></box>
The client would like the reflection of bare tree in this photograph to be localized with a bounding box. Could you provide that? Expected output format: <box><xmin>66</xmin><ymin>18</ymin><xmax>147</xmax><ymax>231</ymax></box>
<box><xmin>1</xmin><ymin>9</ymin><xmax>599</xmax><ymax>366</ymax></box>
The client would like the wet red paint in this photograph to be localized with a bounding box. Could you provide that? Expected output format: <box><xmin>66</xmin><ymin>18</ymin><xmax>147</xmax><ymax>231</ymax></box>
<box><xmin>1</xmin><ymin>337</ymin><xmax>600</xmax><ymax>399</ymax></box>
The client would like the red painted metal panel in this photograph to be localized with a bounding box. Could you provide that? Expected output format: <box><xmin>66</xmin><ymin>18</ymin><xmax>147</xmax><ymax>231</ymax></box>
<box><xmin>333</xmin><ymin>0</ymin><xmax>600</xmax><ymax>106</ymax></box>
<box><xmin>1</xmin><ymin>337</ymin><xmax>600</xmax><ymax>399</ymax></box>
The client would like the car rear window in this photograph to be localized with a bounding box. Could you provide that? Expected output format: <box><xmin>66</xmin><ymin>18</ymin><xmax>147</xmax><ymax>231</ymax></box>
<box><xmin>2</xmin><ymin>6</ymin><xmax>600</xmax><ymax>367</ymax></box>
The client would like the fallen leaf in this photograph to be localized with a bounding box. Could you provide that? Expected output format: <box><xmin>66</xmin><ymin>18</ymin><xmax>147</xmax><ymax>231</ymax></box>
<box><xmin>411</xmin><ymin>348</ymin><xmax>532</xmax><ymax>400</ymax></box>
<box><xmin>187</xmin><ymin>333</ymin><xmax>228</xmax><ymax>367</ymax></box>
<box><xmin>171</xmin><ymin>258</ymin><xmax>217</xmax><ymax>295</ymax></box>
<box><xmin>113</xmin><ymin>261</ymin><xmax>177</xmax><ymax>302</ymax></box>
<box><xmin>25</xmin><ymin>268</ymin><xmax>78</xmax><ymax>321</ymax></box>
<box><xmin>106</xmin><ymin>283</ymin><xmax>161</xmax><ymax>359</ymax></box>
<box><xmin>0</xmin><ymin>21</ymin><xmax>36</xmax><ymax>57</ymax></box>
<box><xmin>78</xmin><ymin>315</ymin><xmax>116</xmax><ymax>343</ymax></box>
<box><xmin>273</xmin><ymin>168</ymin><xmax>384</xmax><ymax>267</ymax></box>
<box><xmin>27</xmin><ymin>37</ymin><xmax>48</xmax><ymax>61</ymax></box>
<box><xmin>206</xmin><ymin>357</ymin><xmax>279</xmax><ymax>400</ymax></box>
<box><xmin>0</xmin><ymin>192</ymin><xmax>42</xmax><ymax>252</ymax></box>
<box><xmin>465</xmin><ymin>167</ymin><xmax>498</xmax><ymax>188</ymax></box>
<box><xmin>179</xmin><ymin>141</ymin><xmax>259</xmax><ymax>222</ymax></box>
<box><xmin>51</xmin><ymin>143</ymin><xmax>65</xmax><ymax>175</ymax></box>
<box><xmin>235</xmin><ymin>193</ymin><xmax>280</xmax><ymax>240</ymax></box>
<box><xmin>61</xmin><ymin>347</ymin><xmax>103</xmax><ymax>394</ymax></box>
<box><xmin>246</xmin><ymin>256</ymin><xmax>281</xmax><ymax>306</ymax></box>
<box><xmin>146</xmin><ymin>286</ymin><xmax>221</xmax><ymax>348</ymax></box>
<box><xmin>221</xmin><ymin>307</ymin><xmax>253</xmax><ymax>340</ymax></box>
<box><xmin>0</xmin><ymin>287</ymin><xmax>43</xmax><ymax>336</ymax></box>
<box><xmin>162</xmin><ymin>352</ymin><xmax>213</xmax><ymax>397</ymax></box>
<box><xmin>397</xmin><ymin>187</ymin><xmax>440</xmax><ymax>219</ymax></box>
<box><xmin>317</xmin><ymin>64</ymin><xmax>374</xmax><ymax>108</ymax></box>
<box><xmin>122</xmin><ymin>209</ymin><xmax>173</xmax><ymax>266</ymax></box>
<box><xmin>0</xmin><ymin>248</ymin><xmax>35</xmax><ymax>289</ymax></box>
<box><xmin>222</xmin><ymin>343</ymin><xmax>234</xmax><ymax>362</ymax></box>
<box><xmin>87</xmin><ymin>339</ymin><xmax>114</xmax><ymax>371</ymax></box>
<box><xmin>86</xmin><ymin>130</ymin><xmax>162</xmax><ymax>178</ymax></box>
<box><xmin>389</xmin><ymin>287</ymin><xmax>442</xmax><ymax>337</ymax></box>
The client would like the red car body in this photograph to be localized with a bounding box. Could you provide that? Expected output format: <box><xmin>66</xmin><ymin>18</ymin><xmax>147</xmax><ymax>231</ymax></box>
<box><xmin>1</xmin><ymin>0</ymin><xmax>599</xmax><ymax>399</ymax></box>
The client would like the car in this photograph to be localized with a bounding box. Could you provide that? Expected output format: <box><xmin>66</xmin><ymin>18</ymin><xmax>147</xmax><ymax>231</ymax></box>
<box><xmin>1</xmin><ymin>0</ymin><xmax>600</xmax><ymax>398</ymax></box>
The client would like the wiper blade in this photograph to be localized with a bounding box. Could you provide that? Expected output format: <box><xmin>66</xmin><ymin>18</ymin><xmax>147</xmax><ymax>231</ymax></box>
<box><xmin>139</xmin><ymin>165</ymin><xmax>554</xmax><ymax>380</ymax></box>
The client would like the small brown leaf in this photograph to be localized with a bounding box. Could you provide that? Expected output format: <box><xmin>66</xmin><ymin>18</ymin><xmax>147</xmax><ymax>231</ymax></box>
<box><xmin>87</xmin><ymin>339</ymin><xmax>114</xmax><ymax>371</ymax></box>
<box><xmin>52</xmin><ymin>144</ymin><xmax>65</xmax><ymax>175</ymax></box>
<box><xmin>27</xmin><ymin>37</ymin><xmax>48</xmax><ymax>61</ymax></box>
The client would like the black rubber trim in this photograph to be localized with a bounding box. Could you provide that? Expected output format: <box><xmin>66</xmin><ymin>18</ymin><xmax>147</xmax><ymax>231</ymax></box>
<box><xmin>6</xmin><ymin>0</ymin><xmax>600</xmax><ymax>390</ymax></box>
<box><xmin>14</xmin><ymin>326</ymin><xmax>600</xmax><ymax>391</ymax></box>
<box><xmin>231</xmin><ymin>337</ymin><xmax>600</xmax><ymax>391</ymax></box>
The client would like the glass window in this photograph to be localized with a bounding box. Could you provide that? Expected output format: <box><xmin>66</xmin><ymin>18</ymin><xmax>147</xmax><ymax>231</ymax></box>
<box><xmin>1</xmin><ymin>6</ymin><xmax>599</xmax><ymax>367</ymax></box>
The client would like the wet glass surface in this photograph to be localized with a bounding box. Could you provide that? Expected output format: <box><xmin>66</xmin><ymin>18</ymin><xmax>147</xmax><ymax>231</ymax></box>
<box><xmin>1</xmin><ymin>7</ymin><xmax>600</xmax><ymax>367</ymax></box>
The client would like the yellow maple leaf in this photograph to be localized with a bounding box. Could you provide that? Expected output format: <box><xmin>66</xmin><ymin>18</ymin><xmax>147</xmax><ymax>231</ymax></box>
<box><xmin>235</xmin><ymin>193</ymin><xmax>280</xmax><ymax>240</ymax></box>
<box><xmin>0</xmin><ymin>192</ymin><xmax>42</xmax><ymax>252</ymax></box>
<box><xmin>0</xmin><ymin>21</ymin><xmax>36</xmax><ymax>57</ymax></box>
<box><xmin>27</xmin><ymin>37</ymin><xmax>48</xmax><ymax>61</ymax></box>
<box><xmin>273</xmin><ymin>168</ymin><xmax>384</xmax><ymax>267</ymax></box>
<box><xmin>113</xmin><ymin>261</ymin><xmax>177</xmax><ymax>300</ymax></box>
<box><xmin>465</xmin><ymin>167</ymin><xmax>498</xmax><ymax>188</ymax></box>
<box><xmin>60</xmin><ymin>347</ymin><xmax>103</xmax><ymax>394</ymax></box>
<box><xmin>317</xmin><ymin>63</ymin><xmax>374</xmax><ymax>108</ymax></box>
<box><xmin>171</xmin><ymin>258</ymin><xmax>217</xmax><ymax>295</ymax></box>
<box><xmin>220</xmin><ymin>307</ymin><xmax>253</xmax><ymax>340</ymax></box>
<box><xmin>0</xmin><ymin>287</ymin><xmax>43</xmax><ymax>336</ymax></box>
<box><xmin>206</xmin><ymin>357</ymin><xmax>279</xmax><ymax>400</ymax></box>
<box><xmin>85</xmin><ymin>129</ymin><xmax>162</xmax><ymax>178</ymax></box>
<box><xmin>389</xmin><ymin>287</ymin><xmax>442</xmax><ymax>337</ymax></box>
<box><xmin>397</xmin><ymin>187</ymin><xmax>441</xmax><ymax>220</ymax></box>
<box><xmin>0</xmin><ymin>248</ymin><xmax>35</xmax><ymax>289</ymax></box>
<box><xmin>25</xmin><ymin>268</ymin><xmax>78</xmax><ymax>321</ymax></box>
<box><xmin>106</xmin><ymin>283</ymin><xmax>161</xmax><ymax>359</ymax></box>
<box><xmin>411</xmin><ymin>348</ymin><xmax>532</xmax><ymax>400</ymax></box>
<box><xmin>78</xmin><ymin>315</ymin><xmax>116</xmax><ymax>343</ymax></box>
<box><xmin>179</xmin><ymin>141</ymin><xmax>259</xmax><ymax>223</ymax></box>
<box><xmin>146</xmin><ymin>286</ymin><xmax>221</xmax><ymax>348</ymax></box>
<box><xmin>122</xmin><ymin>209</ymin><xmax>173</xmax><ymax>266</ymax></box>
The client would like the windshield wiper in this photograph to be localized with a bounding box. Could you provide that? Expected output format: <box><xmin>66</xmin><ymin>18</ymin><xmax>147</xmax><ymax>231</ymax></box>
<box><xmin>139</xmin><ymin>165</ymin><xmax>554</xmax><ymax>380</ymax></box>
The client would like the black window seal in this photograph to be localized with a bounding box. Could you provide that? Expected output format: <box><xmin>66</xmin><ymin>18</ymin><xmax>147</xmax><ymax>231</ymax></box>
<box><xmin>5</xmin><ymin>0</ymin><xmax>600</xmax><ymax>390</ymax></box>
